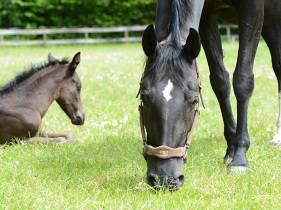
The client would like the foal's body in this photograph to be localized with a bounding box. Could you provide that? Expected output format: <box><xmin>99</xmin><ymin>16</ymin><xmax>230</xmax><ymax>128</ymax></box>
<box><xmin>0</xmin><ymin>53</ymin><xmax>84</xmax><ymax>144</ymax></box>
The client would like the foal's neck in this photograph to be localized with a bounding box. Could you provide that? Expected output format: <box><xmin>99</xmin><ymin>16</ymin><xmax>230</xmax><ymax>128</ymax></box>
<box><xmin>5</xmin><ymin>65</ymin><xmax>65</xmax><ymax>118</ymax></box>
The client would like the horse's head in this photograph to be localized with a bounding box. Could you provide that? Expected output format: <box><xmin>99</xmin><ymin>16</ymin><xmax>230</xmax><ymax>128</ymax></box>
<box><xmin>140</xmin><ymin>25</ymin><xmax>201</xmax><ymax>189</ymax></box>
<box><xmin>51</xmin><ymin>52</ymin><xmax>85</xmax><ymax>126</ymax></box>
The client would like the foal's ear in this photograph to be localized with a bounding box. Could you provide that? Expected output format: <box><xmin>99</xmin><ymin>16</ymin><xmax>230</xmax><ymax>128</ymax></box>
<box><xmin>48</xmin><ymin>53</ymin><xmax>59</xmax><ymax>62</ymax></box>
<box><xmin>142</xmin><ymin>25</ymin><xmax>157</xmax><ymax>57</ymax></box>
<box><xmin>183</xmin><ymin>28</ymin><xmax>201</xmax><ymax>61</ymax></box>
<box><xmin>67</xmin><ymin>52</ymin><xmax>81</xmax><ymax>77</ymax></box>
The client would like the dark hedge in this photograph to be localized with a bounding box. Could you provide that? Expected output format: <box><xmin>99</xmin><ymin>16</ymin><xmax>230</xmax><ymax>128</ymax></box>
<box><xmin>0</xmin><ymin>0</ymin><xmax>157</xmax><ymax>28</ymax></box>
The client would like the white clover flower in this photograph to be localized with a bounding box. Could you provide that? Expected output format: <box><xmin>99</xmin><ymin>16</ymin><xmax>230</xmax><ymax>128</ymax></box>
<box><xmin>96</xmin><ymin>76</ymin><xmax>103</xmax><ymax>80</ymax></box>
<box><xmin>112</xmin><ymin>120</ymin><xmax>118</xmax><ymax>126</ymax></box>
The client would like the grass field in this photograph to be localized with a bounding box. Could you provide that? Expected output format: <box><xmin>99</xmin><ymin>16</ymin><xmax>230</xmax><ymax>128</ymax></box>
<box><xmin>0</xmin><ymin>41</ymin><xmax>281</xmax><ymax>209</ymax></box>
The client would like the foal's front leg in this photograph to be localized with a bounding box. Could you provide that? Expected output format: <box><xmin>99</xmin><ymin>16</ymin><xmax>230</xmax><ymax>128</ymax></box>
<box><xmin>39</xmin><ymin>130</ymin><xmax>76</xmax><ymax>140</ymax></box>
<box><xmin>26</xmin><ymin>130</ymin><xmax>76</xmax><ymax>145</ymax></box>
<box><xmin>230</xmin><ymin>1</ymin><xmax>264</xmax><ymax>171</ymax></box>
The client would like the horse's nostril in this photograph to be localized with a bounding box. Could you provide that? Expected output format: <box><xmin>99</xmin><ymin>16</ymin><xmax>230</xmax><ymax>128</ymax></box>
<box><xmin>177</xmin><ymin>174</ymin><xmax>185</xmax><ymax>187</ymax></box>
<box><xmin>147</xmin><ymin>174</ymin><xmax>160</xmax><ymax>187</ymax></box>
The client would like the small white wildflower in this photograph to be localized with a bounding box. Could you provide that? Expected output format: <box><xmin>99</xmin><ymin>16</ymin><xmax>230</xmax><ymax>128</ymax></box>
<box><xmin>87</xmin><ymin>129</ymin><xmax>91</xmax><ymax>133</ymax></box>
<box><xmin>124</xmin><ymin>116</ymin><xmax>128</xmax><ymax>121</ymax></box>
<box><xmin>15</xmin><ymin>161</ymin><xmax>19</xmax><ymax>165</ymax></box>
<box><xmin>112</xmin><ymin>120</ymin><xmax>118</xmax><ymax>126</ymax></box>
<box><xmin>96</xmin><ymin>76</ymin><xmax>103</xmax><ymax>80</ymax></box>
<box><xmin>45</xmin><ymin>121</ymin><xmax>49</xmax><ymax>125</ymax></box>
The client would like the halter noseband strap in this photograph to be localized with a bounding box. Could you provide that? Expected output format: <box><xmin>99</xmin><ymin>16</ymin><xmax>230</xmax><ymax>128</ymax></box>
<box><xmin>137</xmin><ymin>38</ymin><xmax>205</xmax><ymax>163</ymax></box>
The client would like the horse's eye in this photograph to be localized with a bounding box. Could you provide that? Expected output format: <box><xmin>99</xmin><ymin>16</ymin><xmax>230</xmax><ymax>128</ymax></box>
<box><xmin>77</xmin><ymin>86</ymin><xmax>81</xmax><ymax>92</ymax></box>
<box><xmin>192</xmin><ymin>98</ymin><xmax>199</xmax><ymax>105</ymax></box>
<box><xmin>140</xmin><ymin>90</ymin><xmax>151</xmax><ymax>104</ymax></box>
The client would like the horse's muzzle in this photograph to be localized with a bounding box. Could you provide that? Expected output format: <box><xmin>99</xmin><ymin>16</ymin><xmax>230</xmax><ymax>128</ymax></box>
<box><xmin>72</xmin><ymin>114</ymin><xmax>85</xmax><ymax>125</ymax></box>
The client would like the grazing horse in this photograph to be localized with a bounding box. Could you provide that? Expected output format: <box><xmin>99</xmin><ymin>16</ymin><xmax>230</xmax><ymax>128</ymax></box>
<box><xmin>0</xmin><ymin>52</ymin><xmax>85</xmax><ymax>145</ymax></box>
<box><xmin>139</xmin><ymin>0</ymin><xmax>204</xmax><ymax>188</ymax></box>
<box><xmin>139</xmin><ymin>0</ymin><xmax>281</xmax><ymax>188</ymax></box>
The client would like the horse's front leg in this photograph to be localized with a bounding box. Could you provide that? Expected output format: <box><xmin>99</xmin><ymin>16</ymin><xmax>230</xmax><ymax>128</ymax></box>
<box><xmin>230</xmin><ymin>1</ymin><xmax>264</xmax><ymax>171</ymax></box>
<box><xmin>199</xmin><ymin>7</ymin><xmax>236</xmax><ymax>163</ymax></box>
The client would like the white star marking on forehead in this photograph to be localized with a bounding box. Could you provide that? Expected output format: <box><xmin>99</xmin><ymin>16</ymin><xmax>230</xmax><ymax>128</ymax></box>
<box><xmin>162</xmin><ymin>79</ymin><xmax>174</xmax><ymax>102</ymax></box>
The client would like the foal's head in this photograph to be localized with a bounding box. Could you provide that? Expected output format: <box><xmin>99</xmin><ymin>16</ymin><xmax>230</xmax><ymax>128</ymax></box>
<box><xmin>50</xmin><ymin>52</ymin><xmax>85</xmax><ymax>125</ymax></box>
<box><xmin>140</xmin><ymin>25</ymin><xmax>201</xmax><ymax>189</ymax></box>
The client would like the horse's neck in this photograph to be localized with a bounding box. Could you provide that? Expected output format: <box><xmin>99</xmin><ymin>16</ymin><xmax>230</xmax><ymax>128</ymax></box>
<box><xmin>155</xmin><ymin>0</ymin><xmax>204</xmax><ymax>41</ymax></box>
<box><xmin>4</xmin><ymin>66</ymin><xmax>64</xmax><ymax>118</ymax></box>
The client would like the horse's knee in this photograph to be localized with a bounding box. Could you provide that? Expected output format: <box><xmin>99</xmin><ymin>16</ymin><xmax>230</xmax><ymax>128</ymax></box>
<box><xmin>233</xmin><ymin>71</ymin><xmax>254</xmax><ymax>102</ymax></box>
<box><xmin>210</xmin><ymin>70</ymin><xmax>231</xmax><ymax>100</ymax></box>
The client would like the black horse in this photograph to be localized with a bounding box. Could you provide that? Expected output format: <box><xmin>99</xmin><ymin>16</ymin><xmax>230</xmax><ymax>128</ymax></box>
<box><xmin>139</xmin><ymin>0</ymin><xmax>281</xmax><ymax>188</ymax></box>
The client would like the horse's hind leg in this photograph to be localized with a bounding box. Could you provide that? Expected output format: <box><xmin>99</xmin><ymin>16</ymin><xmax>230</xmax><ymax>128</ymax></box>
<box><xmin>262</xmin><ymin>22</ymin><xmax>281</xmax><ymax>145</ymax></box>
<box><xmin>199</xmin><ymin>7</ymin><xmax>236</xmax><ymax>163</ymax></box>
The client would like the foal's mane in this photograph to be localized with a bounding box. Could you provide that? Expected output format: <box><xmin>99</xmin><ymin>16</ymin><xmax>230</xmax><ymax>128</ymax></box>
<box><xmin>0</xmin><ymin>58</ymin><xmax>69</xmax><ymax>95</ymax></box>
<box><xmin>144</xmin><ymin>0</ymin><xmax>195</xmax><ymax>88</ymax></box>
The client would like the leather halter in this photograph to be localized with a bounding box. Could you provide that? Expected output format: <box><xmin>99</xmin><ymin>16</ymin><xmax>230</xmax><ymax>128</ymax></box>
<box><xmin>137</xmin><ymin>38</ymin><xmax>205</xmax><ymax>163</ymax></box>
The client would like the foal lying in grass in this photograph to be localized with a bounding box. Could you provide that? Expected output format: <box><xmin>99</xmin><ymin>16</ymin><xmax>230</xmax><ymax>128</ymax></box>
<box><xmin>0</xmin><ymin>52</ymin><xmax>85</xmax><ymax>144</ymax></box>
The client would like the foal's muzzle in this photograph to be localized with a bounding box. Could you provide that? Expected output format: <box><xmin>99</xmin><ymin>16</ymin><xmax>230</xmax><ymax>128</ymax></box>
<box><xmin>72</xmin><ymin>113</ymin><xmax>85</xmax><ymax>125</ymax></box>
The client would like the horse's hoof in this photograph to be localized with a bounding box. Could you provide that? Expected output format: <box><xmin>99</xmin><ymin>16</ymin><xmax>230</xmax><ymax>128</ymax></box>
<box><xmin>269</xmin><ymin>139</ymin><xmax>281</xmax><ymax>146</ymax></box>
<box><xmin>227</xmin><ymin>166</ymin><xmax>250</xmax><ymax>174</ymax></box>
<box><xmin>223</xmin><ymin>157</ymin><xmax>233</xmax><ymax>165</ymax></box>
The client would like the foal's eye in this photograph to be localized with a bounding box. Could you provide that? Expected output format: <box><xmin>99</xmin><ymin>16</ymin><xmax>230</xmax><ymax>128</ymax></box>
<box><xmin>77</xmin><ymin>86</ymin><xmax>81</xmax><ymax>92</ymax></box>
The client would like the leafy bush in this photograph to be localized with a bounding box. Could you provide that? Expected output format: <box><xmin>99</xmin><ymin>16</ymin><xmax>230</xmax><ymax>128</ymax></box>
<box><xmin>0</xmin><ymin>0</ymin><xmax>157</xmax><ymax>28</ymax></box>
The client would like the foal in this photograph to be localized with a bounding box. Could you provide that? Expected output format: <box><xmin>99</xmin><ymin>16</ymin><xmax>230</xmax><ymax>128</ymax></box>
<box><xmin>0</xmin><ymin>52</ymin><xmax>85</xmax><ymax>144</ymax></box>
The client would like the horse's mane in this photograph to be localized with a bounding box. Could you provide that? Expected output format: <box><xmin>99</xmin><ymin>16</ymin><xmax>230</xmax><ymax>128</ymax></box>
<box><xmin>0</xmin><ymin>58</ymin><xmax>70</xmax><ymax>95</ymax></box>
<box><xmin>144</xmin><ymin>0</ymin><xmax>195</xmax><ymax>88</ymax></box>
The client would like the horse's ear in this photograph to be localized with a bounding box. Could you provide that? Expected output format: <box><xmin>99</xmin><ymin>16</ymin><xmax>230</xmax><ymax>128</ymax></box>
<box><xmin>183</xmin><ymin>28</ymin><xmax>201</xmax><ymax>61</ymax></box>
<box><xmin>142</xmin><ymin>25</ymin><xmax>157</xmax><ymax>56</ymax></box>
<box><xmin>67</xmin><ymin>52</ymin><xmax>81</xmax><ymax>77</ymax></box>
<box><xmin>48</xmin><ymin>53</ymin><xmax>59</xmax><ymax>62</ymax></box>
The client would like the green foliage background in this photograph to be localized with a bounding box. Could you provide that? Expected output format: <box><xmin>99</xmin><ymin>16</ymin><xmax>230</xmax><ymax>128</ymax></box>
<box><xmin>0</xmin><ymin>0</ymin><xmax>157</xmax><ymax>28</ymax></box>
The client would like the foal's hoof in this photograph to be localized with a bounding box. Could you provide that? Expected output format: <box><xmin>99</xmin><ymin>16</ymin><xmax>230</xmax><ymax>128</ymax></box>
<box><xmin>65</xmin><ymin>133</ymin><xmax>76</xmax><ymax>140</ymax></box>
<box><xmin>227</xmin><ymin>166</ymin><xmax>250</xmax><ymax>174</ymax></box>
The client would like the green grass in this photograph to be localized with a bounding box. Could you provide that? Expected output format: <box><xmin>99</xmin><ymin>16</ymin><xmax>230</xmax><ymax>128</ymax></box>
<box><xmin>0</xmin><ymin>41</ymin><xmax>281</xmax><ymax>209</ymax></box>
